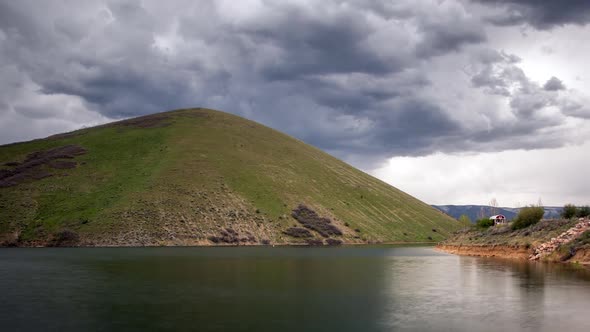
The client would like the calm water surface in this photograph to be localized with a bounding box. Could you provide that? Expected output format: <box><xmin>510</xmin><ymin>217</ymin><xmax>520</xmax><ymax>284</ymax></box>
<box><xmin>1</xmin><ymin>246</ymin><xmax>590</xmax><ymax>331</ymax></box>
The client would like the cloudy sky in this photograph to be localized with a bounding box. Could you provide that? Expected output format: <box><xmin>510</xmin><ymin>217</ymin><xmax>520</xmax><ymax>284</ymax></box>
<box><xmin>1</xmin><ymin>0</ymin><xmax>589</xmax><ymax>207</ymax></box>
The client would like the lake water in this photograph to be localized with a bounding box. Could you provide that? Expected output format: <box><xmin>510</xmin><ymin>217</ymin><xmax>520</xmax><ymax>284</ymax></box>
<box><xmin>1</xmin><ymin>246</ymin><xmax>590</xmax><ymax>331</ymax></box>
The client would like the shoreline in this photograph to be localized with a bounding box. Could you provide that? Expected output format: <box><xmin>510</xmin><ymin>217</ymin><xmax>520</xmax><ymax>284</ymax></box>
<box><xmin>437</xmin><ymin>243</ymin><xmax>590</xmax><ymax>266</ymax></box>
<box><xmin>0</xmin><ymin>241</ymin><xmax>439</xmax><ymax>249</ymax></box>
<box><xmin>437</xmin><ymin>218</ymin><xmax>590</xmax><ymax>266</ymax></box>
<box><xmin>435</xmin><ymin>244</ymin><xmax>531</xmax><ymax>260</ymax></box>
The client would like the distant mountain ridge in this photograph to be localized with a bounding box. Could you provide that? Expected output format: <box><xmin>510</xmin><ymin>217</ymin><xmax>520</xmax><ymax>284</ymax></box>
<box><xmin>433</xmin><ymin>205</ymin><xmax>563</xmax><ymax>222</ymax></box>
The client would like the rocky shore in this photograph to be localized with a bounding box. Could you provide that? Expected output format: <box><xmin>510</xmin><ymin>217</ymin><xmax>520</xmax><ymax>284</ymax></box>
<box><xmin>529</xmin><ymin>219</ymin><xmax>590</xmax><ymax>261</ymax></box>
<box><xmin>438</xmin><ymin>218</ymin><xmax>590</xmax><ymax>266</ymax></box>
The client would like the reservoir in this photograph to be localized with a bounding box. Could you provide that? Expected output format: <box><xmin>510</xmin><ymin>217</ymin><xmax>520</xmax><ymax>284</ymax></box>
<box><xmin>1</xmin><ymin>246</ymin><xmax>589</xmax><ymax>331</ymax></box>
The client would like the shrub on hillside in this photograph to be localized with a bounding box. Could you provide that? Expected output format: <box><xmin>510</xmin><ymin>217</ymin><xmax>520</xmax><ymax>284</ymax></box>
<box><xmin>50</xmin><ymin>229</ymin><xmax>80</xmax><ymax>247</ymax></box>
<box><xmin>562</xmin><ymin>204</ymin><xmax>578</xmax><ymax>219</ymax></box>
<box><xmin>325</xmin><ymin>238</ymin><xmax>343</xmax><ymax>246</ymax></box>
<box><xmin>291</xmin><ymin>204</ymin><xmax>342</xmax><ymax>238</ymax></box>
<box><xmin>577</xmin><ymin>206</ymin><xmax>590</xmax><ymax>218</ymax></box>
<box><xmin>283</xmin><ymin>227</ymin><xmax>313</xmax><ymax>238</ymax></box>
<box><xmin>560</xmin><ymin>230</ymin><xmax>590</xmax><ymax>261</ymax></box>
<box><xmin>512</xmin><ymin>206</ymin><xmax>545</xmax><ymax>230</ymax></box>
<box><xmin>571</xmin><ymin>230</ymin><xmax>590</xmax><ymax>250</ymax></box>
<box><xmin>475</xmin><ymin>218</ymin><xmax>494</xmax><ymax>229</ymax></box>
<box><xmin>305</xmin><ymin>238</ymin><xmax>323</xmax><ymax>246</ymax></box>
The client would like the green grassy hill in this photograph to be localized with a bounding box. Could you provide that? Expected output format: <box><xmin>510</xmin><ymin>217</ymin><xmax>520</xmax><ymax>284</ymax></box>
<box><xmin>0</xmin><ymin>108</ymin><xmax>465</xmax><ymax>246</ymax></box>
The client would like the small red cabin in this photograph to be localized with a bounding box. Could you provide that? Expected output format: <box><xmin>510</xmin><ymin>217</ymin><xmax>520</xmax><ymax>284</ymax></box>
<box><xmin>489</xmin><ymin>214</ymin><xmax>507</xmax><ymax>225</ymax></box>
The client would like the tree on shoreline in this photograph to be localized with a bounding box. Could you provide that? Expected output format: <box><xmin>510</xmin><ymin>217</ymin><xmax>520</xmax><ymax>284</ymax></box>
<box><xmin>576</xmin><ymin>206</ymin><xmax>590</xmax><ymax>218</ymax></box>
<box><xmin>562</xmin><ymin>204</ymin><xmax>578</xmax><ymax>219</ymax></box>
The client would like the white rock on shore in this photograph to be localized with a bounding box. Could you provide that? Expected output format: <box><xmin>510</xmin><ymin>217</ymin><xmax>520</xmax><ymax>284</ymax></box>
<box><xmin>529</xmin><ymin>219</ymin><xmax>590</xmax><ymax>261</ymax></box>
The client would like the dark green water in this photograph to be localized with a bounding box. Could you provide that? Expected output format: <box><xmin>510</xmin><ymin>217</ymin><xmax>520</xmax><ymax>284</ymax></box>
<box><xmin>1</xmin><ymin>246</ymin><xmax>590</xmax><ymax>331</ymax></box>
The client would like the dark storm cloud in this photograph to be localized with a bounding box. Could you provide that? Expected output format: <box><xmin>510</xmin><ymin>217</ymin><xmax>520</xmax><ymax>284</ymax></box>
<box><xmin>474</xmin><ymin>0</ymin><xmax>590</xmax><ymax>29</ymax></box>
<box><xmin>543</xmin><ymin>76</ymin><xmax>565</xmax><ymax>91</ymax></box>
<box><xmin>239</xmin><ymin>7</ymin><xmax>399</xmax><ymax>80</ymax></box>
<box><xmin>303</xmin><ymin>97</ymin><xmax>462</xmax><ymax>159</ymax></box>
<box><xmin>0</xmin><ymin>0</ymin><xmax>589</xmax><ymax>168</ymax></box>
<box><xmin>300</xmin><ymin>71</ymin><xmax>430</xmax><ymax>111</ymax></box>
<box><xmin>415</xmin><ymin>9</ymin><xmax>487</xmax><ymax>57</ymax></box>
<box><xmin>374</xmin><ymin>99</ymin><xmax>462</xmax><ymax>154</ymax></box>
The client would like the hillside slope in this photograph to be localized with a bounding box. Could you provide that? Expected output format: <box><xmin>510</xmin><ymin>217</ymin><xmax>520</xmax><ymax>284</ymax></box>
<box><xmin>0</xmin><ymin>108</ymin><xmax>464</xmax><ymax>246</ymax></box>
